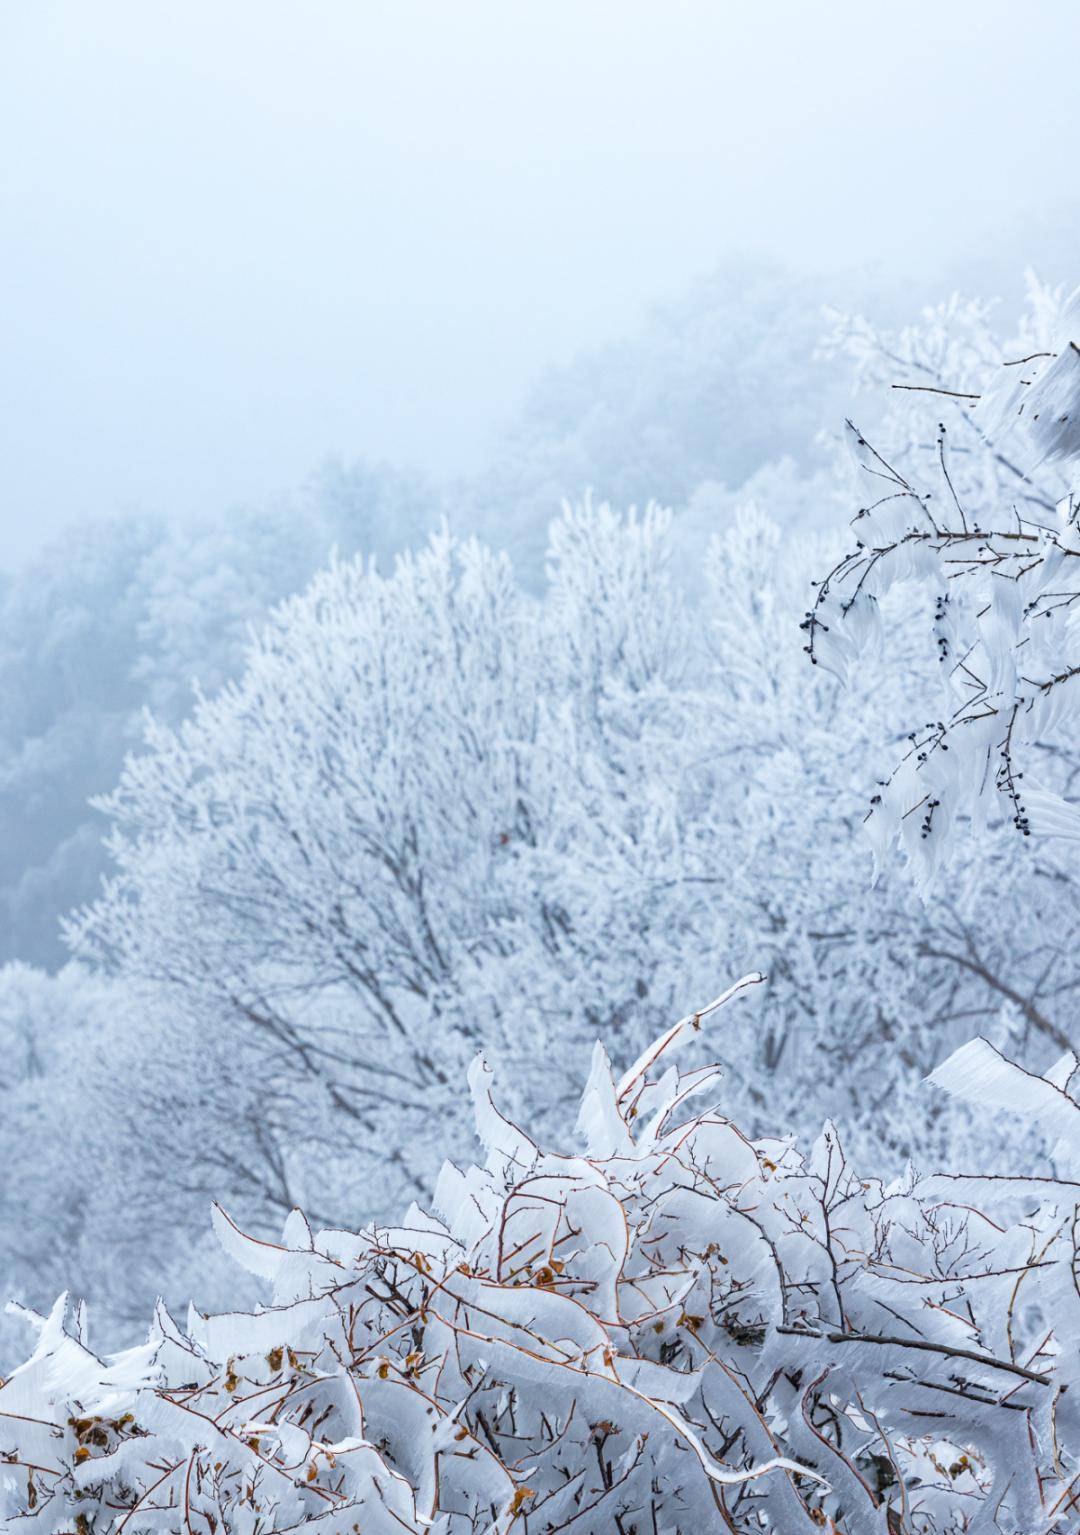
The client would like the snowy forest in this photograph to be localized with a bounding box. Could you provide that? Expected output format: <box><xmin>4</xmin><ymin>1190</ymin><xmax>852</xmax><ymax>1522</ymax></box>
<box><xmin>6</xmin><ymin>6</ymin><xmax>1080</xmax><ymax>1531</ymax></box>
<box><xmin>7</xmin><ymin>267</ymin><xmax>1080</xmax><ymax>1532</ymax></box>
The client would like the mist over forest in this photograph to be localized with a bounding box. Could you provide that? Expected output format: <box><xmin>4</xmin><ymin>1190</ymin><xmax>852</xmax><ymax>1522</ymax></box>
<box><xmin>4</xmin><ymin>7</ymin><xmax>1080</xmax><ymax>1530</ymax></box>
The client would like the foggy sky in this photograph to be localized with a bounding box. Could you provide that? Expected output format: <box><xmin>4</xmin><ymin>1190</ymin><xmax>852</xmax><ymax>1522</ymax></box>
<box><xmin>2</xmin><ymin>1</ymin><xmax>1077</xmax><ymax>566</ymax></box>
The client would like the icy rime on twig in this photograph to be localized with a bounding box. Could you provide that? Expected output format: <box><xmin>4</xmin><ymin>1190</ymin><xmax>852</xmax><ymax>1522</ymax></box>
<box><xmin>3</xmin><ymin>974</ymin><xmax>1080</xmax><ymax>1532</ymax></box>
<box><xmin>807</xmin><ymin>294</ymin><xmax>1080</xmax><ymax>889</ymax></box>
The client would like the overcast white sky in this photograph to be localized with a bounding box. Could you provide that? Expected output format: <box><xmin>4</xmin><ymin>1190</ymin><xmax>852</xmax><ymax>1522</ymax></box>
<box><xmin>1</xmin><ymin>1</ymin><xmax>1078</xmax><ymax>566</ymax></box>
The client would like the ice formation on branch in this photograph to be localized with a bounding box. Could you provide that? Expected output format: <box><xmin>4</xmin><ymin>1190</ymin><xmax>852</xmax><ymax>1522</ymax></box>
<box><xmin>808</xmin><ymin>288</ymin><xmax>1080</xmax><ymax>888</ymax></box>
<box><xmin>4</xmin><ymin>975</ymin><xmax>1079</xmax><ymax>1533</ymax></box>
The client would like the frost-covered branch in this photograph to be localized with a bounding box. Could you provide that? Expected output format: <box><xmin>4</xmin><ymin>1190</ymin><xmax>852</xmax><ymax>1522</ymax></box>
<box><xmin>810</xmin><ymin>285</ymin><xmax>1080</xmax><ymax>887</ymax></box>
<box><xmin>4</xmin><ymin>981</ymin><xmax>1079</xmax><ymax>1533</ymax></box>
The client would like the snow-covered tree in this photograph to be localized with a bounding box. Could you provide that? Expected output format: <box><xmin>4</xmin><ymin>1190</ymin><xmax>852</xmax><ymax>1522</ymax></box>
<box><xmin>66</xmin><ymin>515</ymin><xmax>696</xmax><ymax>1231</ymax></box>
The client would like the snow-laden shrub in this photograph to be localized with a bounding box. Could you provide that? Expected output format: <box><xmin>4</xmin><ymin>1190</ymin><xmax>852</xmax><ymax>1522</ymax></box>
<box><xmin>4</xmin><ymin>975</ymin><xmax>1079</xmax><ymax>1533</ymax></box>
